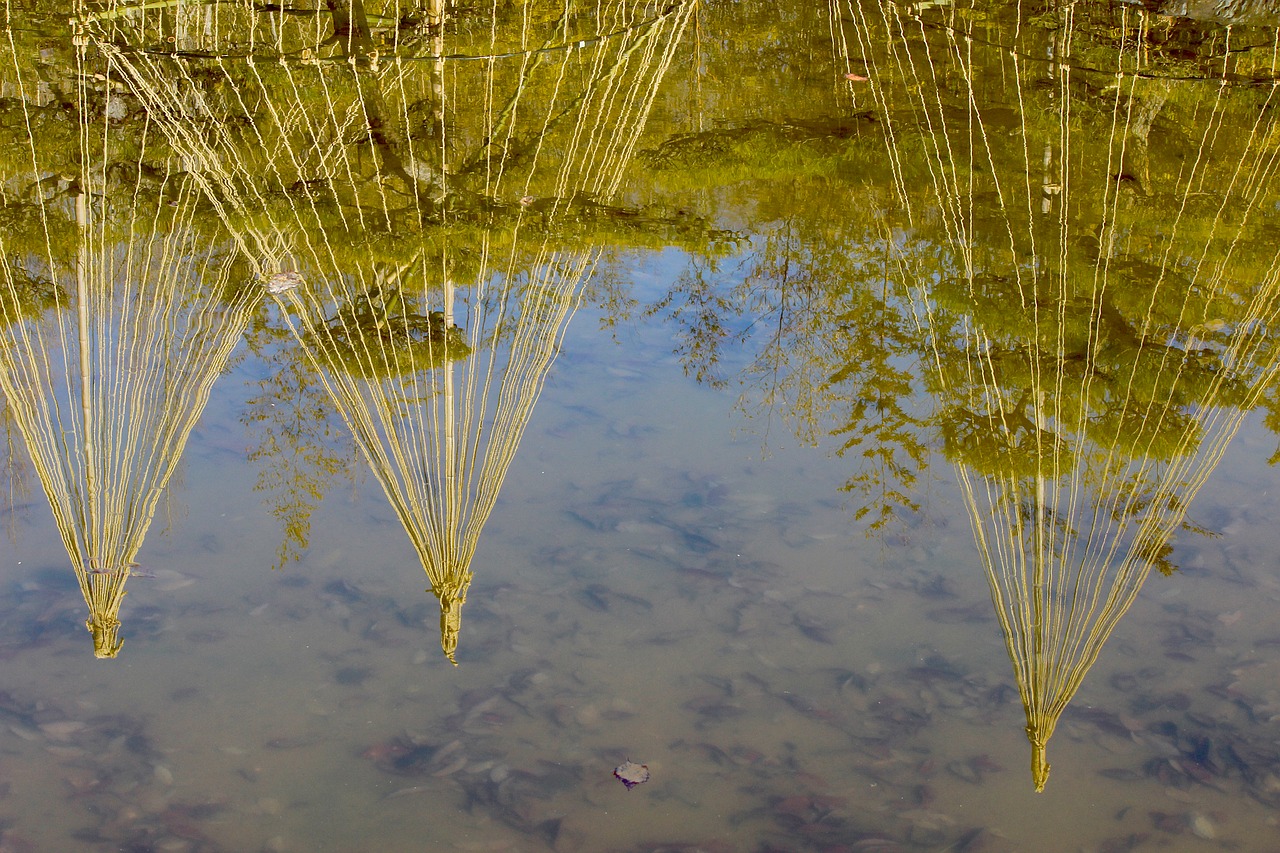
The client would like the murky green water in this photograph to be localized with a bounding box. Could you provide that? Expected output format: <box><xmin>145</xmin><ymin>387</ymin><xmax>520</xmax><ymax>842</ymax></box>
<box><xmin>3</xmin><ymin>0</ymin><xmax>1280</xmax><ymax>850</ymax></box>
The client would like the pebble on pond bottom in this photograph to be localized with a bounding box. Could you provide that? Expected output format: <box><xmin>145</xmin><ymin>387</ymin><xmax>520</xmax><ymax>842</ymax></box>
<box><xmin>613</xmin><ymin>760</ymin><xmax>650</xmax><ymax>790</ymax></box>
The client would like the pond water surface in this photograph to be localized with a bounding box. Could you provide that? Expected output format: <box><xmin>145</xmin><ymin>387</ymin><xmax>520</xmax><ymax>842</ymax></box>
<box><xmin>3</xmin><ymin>0</ymin><xmax>1280</xmax><ymax>851</ymax></box>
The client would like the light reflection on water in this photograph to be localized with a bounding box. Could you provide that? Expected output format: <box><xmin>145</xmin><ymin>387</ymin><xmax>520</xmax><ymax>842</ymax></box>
<box><xmin>0</xmin><ymin>252</ymin><xmax>1277</xmax><ymax>851</ymax></box>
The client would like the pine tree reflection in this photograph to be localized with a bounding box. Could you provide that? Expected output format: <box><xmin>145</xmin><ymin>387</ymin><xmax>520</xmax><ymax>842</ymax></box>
<box><xmin>82</xmin><ymin>0</ymin><xmax>699</xmax><ymax>661</ymax></box>
<box><xmin>0</xmin><ymin>26</ymin><xmax>261</xmax><ymax>656</ymax></box>
<box><xmin>845</xmin><ymin>0</ymin><xmax>1280</xmax><ymax>789</ymax></box>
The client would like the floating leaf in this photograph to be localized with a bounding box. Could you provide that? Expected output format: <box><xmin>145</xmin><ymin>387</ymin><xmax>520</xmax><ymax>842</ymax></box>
<box><xmin>613</xmin><ymin>760</ymin><xmax>650</xmax><ymax>790</ymax></box>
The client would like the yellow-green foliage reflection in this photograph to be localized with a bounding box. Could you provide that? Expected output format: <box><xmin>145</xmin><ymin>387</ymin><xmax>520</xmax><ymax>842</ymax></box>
<box><xmin>846</xmin><ymin>0</ymin><xmax>1280</xmax><ymax>790</ymax></box>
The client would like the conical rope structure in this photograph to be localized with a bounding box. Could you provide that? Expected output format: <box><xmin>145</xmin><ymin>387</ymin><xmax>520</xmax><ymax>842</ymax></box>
<box><xmin>0</xmin><ymin>18</ymin><xmax>263</xmax><ymax>657</ymax></box>
<box><xmin>841</xmin><ymin>0</ymin><xmax>1280</xmax><ymax>789</ymax></box>
<box><xmin>81</xmin><ymin>0</ymin><xmax>698</xmax><ymax>662</ymax></box>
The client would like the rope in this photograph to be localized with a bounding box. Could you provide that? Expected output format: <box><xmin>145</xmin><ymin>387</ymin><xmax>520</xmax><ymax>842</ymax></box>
<box><xmin>86</xmin><ymin>0</ymin><xmax>698</xmax><ymax>662</ymax></box>
<box><xmin>843</xmin><ymin>0</ymin><xmax>1280</xmax><ymax>790</ymax></box>
<box><xmin>0</xmin><ymin>17</ymin><xmax>263</xmax><ymax>656</ymax></box>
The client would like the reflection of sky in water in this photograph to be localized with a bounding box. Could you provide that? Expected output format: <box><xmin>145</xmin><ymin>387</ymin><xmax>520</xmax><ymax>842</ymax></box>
<box><xmin>0</xmin><ymin>245</ymin><xmax>1277</xmax><ymax>850</ymax></box>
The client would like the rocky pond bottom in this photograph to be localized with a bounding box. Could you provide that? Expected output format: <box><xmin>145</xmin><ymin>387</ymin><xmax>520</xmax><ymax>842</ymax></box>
<box><xmin>0</xmin><ymin>325</ymin><xmax>1279</xmax><ymax>852</ymax></box>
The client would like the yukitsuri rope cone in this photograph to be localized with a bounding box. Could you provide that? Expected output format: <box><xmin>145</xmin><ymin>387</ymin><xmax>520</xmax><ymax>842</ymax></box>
<box><xmin>841</xmin><ymin>0</ymin><xmax>1280</xmax><ymax>789</ymax></box>
<box><xmin>81</xmin><ymin>0</ymin><xmax>698</xmax><ymax>661</ymax></box>
<box><xmin>0</xmin><ymin>22</ymin><xmax>262</xmax><ymax>657</ymax></box>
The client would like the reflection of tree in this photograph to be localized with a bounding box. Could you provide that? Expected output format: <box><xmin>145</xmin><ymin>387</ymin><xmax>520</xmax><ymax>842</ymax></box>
<box><xmin>242</xmin><ymin>326</ymin><xmax>359</xmax><ymax>569</ymax></box>
<box><xmin>631</xmin><ymin>0</ymin><xmax>929</xmax><ymax>528</ymax></box>
<box><xmin>88</xmin><ymin>0</ymin><xmax>699</xmax><ymax>661</ymax></box>
<box><xmin>642</xmin><ymin>210</ymin><xmax>929</xmax><ymax>530</ymax></box>
<box><xmin>0</xmin><ymin>31</ymin><xmax>260</xmax><ymax>657</ymax></box>
<box><xmin>317</xmin><ymin>287</ymin><xmax>470</xmax><ymax>378</ymax></box>
<box><xmin>0</xmin><ymin>393</ymin><xmax>36</xmax><ymax>542</ymax></box>
<box><xmin>846</xmin><ymin>0</ymin><xmax>1280</xmax><ymax>790</ymax></box>
<box><xmin>635</xmin><ymin>3</ymin><xmax>1280</xmax><ymax>533</ymax></box>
